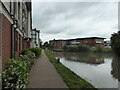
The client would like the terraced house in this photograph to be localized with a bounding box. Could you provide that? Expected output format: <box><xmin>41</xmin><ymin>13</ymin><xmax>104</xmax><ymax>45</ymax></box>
<box><xmin>0</xmin><ymin>0</ymin><xmax>32</xmax><ymax>66</ymax></box>
<box><xmin>31</xmin><ymin>28</ymin><xmax>41</xmax><ymax>48</ymax></box>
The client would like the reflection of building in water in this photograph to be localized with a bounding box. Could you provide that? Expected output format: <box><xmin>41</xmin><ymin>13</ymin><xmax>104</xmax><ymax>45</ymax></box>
<box><xmin>63</xmin><ymin>52</ymin><xmax>104</xmax><ymax>65</ymax></box>
<box><xmin>111</xmin><ymin>56</ymin><xmax>120</xmax><ymax>82</ymax></box>
<box><xmin>65</xmin><ymin>55</ymin><xmax>104</xmax><ymax>65</ymax></box>
<box><xmin>52</xmin><ymin>52</ymin><xmax>64</xmax><ymax>58</ymax></box>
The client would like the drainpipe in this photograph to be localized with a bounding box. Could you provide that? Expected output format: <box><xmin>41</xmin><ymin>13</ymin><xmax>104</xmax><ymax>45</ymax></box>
<box><xmin>10</xmin><ymin>15</ymin><xmax>16</xmax><ymax>58</ymax></box>
<box><xmin>10</xmin><ymin>2</ymin><xmax>19</xmax><ymax>58</ymax></box>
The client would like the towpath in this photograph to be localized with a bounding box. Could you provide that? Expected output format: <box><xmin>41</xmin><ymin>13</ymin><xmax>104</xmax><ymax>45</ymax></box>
<box><xmin>27</xmin><ymin>50</ymin><xmax>68</xmax><ymax>88</ymax></box>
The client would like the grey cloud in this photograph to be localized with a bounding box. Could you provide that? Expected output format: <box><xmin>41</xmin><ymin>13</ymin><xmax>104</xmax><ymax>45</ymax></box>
<box><xmin>32</xmin><ymin>2</ymin><xmax>118</xmax><ymax>42</ymax></box>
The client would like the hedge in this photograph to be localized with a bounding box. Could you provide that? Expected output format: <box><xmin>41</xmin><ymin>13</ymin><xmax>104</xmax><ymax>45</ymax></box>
<box><xmin>2</xmin><ymin>48</ymin><xmax>42</xmax><ymax>89</ymax></box>
<box><xmin>21</xmin><ymin>48</ymin><xmax>42</xmax><ymax>58</ymax></box>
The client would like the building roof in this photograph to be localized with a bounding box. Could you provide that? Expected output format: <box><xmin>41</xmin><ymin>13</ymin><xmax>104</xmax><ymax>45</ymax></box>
<box><xmin>32</xmin><ymin>28</ymin><xmax>40</xmax><ymax>33</ymax></box>
<box><xmin>68</xmin><ymin>37</ymin><xmax>106</xmax><ymax>41</ymax></box>
<box><xmin>49</xmin><ymin>37</ymin><xmax>106</xmax><ymax>42</ymax></box>
<box><xmin>49</xmin><ymin>39</ymin><xmax>66</xmax><ymax>42</ymax></box>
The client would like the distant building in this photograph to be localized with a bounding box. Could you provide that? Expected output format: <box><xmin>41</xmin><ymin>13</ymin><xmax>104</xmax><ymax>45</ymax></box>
<box><xmin>0</xmin><ymin>1</ymin><xmax>32</xmax><ymax>66</ymax></box>
<box><xmin>104</xmin><ymin>40</ymin><xmax>111</xmax><ymax>48</ymax></box>
<box><xmin>31</xmin><ymin>28</ymin><xmax>41</xmax><ymax>48</ymax></box>
<box><xmin>49</xmin><ymin>39</ymin><xmax>66</xmax><ymax>49</ymax></box>
<box><xmin>49</xmin><ymin>37</ymin><xmax>106</xmax><ymax>49</ymax></box>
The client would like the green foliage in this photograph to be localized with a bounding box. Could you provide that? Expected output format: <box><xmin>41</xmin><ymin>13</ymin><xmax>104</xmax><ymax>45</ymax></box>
<box><xmin>2</xmin><ymin>59</ymin><xmax>29</xmax><ymax>89</ymax></box>
<box><xmin>77</xmin><ymin>45</ymin><xmax>90</xmax><ymax>52</ymax></box>
<box><xmin>52</xmin><ymin>49</ymin><xmax>64</xmax><ymax>52</ymax></box>
<box><xmin>94</xmin><ymin>45</ymin><xmax>103</xmax><ymax>52</ymax></box>
<box><xmin>21</xmin><ymin>48</ymin><xmax>42</xmax><ymax>58</ymax></box>
<box><xmin>12</xmin><ymin>52</ymin><xmax>16</xmax><ymax>59</ymax></box>
<box><xmin>42</xmin><ymin>42</ymin><xmax>53</xmax><ymax>49</ymax></box>
<box><xmin>20</xmin><ymin>51</ymin><xmax>36</xmax><ymax>70</ymax></box>
<box><xmin>63</xmin><ymin>45</ymin><xmax>68</xmax><ymax>51</ymax></box>
<box><xmin>45</xmin><ymin>50</ymin><xmax>95</xmax><ymax>88</ymax></box>
<box><xmin>2</xmin><ymin>49</ymin><xmax>39</xmax><ymax>89</ymax></box>
<box><xmin>63</xmin><ymin>45</ymin><xmax>90</xmax><ymax>52</ymax></box>
<box><xmin>91</xmin><ymin>48</ymin><xmax>112</xmax><ymax>53</ymax></box>
<box><xmin>111</xmin><ymin>31</ymin><xmax>120</xmax><ymax>57</ymax></box>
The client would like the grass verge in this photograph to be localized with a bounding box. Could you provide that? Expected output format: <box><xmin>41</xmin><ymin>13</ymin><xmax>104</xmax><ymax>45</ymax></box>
<box><xmin>45</xmin><ymin>50</ymin><xmax>96</xmax><ymax>89</ymax></box>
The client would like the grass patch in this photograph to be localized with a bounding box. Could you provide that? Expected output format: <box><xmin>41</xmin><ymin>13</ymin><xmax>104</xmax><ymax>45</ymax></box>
<box><xmin>90</xmin><ymin>48</ymin><xmax>113</xmax><ymax>53</ymax></box>
<box><xmin>45</xmin><ymin>50</ymin><xmax>96</xmax><ymax>89</ymax></box>
<box><xmin>52</xmin><ymin>49</ymin><xmax>64</xmax><ymax>52</ymax></box>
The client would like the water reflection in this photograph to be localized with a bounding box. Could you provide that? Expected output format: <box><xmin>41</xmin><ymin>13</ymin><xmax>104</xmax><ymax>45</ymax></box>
<box><xmin>53</xmin><ymin>52</ymin><xmax>114</xmax><ymax>65</ymax></box>
<box><xmin>111</xmin><ymin>56</ymin><xmax>120</xmax><ymax>82</ymax></box>
<box><xmin>53</xmin><ymin>52</ymin><xmax>119</xmax><ymax>88</ymax></box>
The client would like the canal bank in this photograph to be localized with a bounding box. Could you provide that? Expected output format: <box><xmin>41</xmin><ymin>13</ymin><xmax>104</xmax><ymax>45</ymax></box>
<box><xmin>53</xmin><ymin>52</ymin><xmax>119</xmax><ymax>88</ymax></box>
<box><xmin>45</xmin><ymin>50</ymin><xmax>96</xmax><ymax>88</ymax></box>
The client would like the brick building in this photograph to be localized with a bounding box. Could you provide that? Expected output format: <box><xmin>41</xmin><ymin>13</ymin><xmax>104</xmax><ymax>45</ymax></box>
<box><xmin>49</xmin><ymin>39</ymin><xmax>66</xmax><ymax>49</ymax></box>
<box><xmin>0</xmin><ymin>1</ymin><xmax>32</xmax><ymax>66</ymax></box>
<box><xmin>49</xmin><ymin>37</ymin><xmax>105</xmax><ymax>49</ymax></box>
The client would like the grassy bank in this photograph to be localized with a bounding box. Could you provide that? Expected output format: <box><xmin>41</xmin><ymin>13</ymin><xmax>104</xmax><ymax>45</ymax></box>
<box><xmin>52</xmin><ymin>45</ymin><xmax>112</xmax><ymax>53</ymax></box>
<box><xmin>52</xmin><ymin>49</ymin><xmax>64</xmax><ymax>52</ymax></box>
<box><xmin>45</xmin><ymin>50</ymin><xmax>96</xmax><ymax>89</ymax></box>
<box><xmin>90</xmin><ymin>48</ymin><xmax>112</xmax><ymax>53</ymax></box>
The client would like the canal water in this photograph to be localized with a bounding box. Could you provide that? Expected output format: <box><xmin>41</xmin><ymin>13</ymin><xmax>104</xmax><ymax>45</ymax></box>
<box><xmin>53</xmin><ymin>52</ymin><xmax>120</xmax><ymax>88</ymax></box>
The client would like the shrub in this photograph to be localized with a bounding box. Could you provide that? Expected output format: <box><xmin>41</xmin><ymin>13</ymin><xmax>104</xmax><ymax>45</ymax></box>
<box><xmin>63</xmin><ymin>45</ymin><xmax>90</xmax><ymax>52</ymax></box>
<box><xmin>2</xmin><ymin>59</ymin><xmax>29</xmax><ymax>89</ymax></box>
<box><xmin>20</xmin><ymin>51</ymin><xmax>36</xmax><ymax>70</ymax></box>
<box><xmin>21</xmin><ymin>48</ymin><xmax>42</xmax><ymax>58</ymax></box>
<box><xmin>77</xmin><ymin>45</ymin><xmax>90</xmax><ymax>52</ymax></box>
<box><xmin>63</xmin><ymin>45</ymin><xmax>68</xmax><ymax>51</ymax></box>
<box><xmin>2</xmin><ymin>51</ymin><xmax>36</xmax><ymax>89</ymax></box>
<box><xmin>94</xmin><ymin>45</ymin><xmax>103</xmax><ymax>52</ymax></box>
<box><xmin>111</xmin><ymin>31</ymin><xmax>120</xmax><ymax>57</ymax></box>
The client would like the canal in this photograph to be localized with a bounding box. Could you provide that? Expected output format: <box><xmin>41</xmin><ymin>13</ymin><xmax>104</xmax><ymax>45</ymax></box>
<box><xmin>53</xmin><ymin>52</ymin><xmax>120</xmax><ymax>88</ymax></box>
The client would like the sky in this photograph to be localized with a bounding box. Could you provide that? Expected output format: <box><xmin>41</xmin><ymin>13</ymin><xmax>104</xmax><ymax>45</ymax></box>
<box><xmin>32</xmin><ymin>0</ymin><xmax>118</xmax><ymax>43</ymax></box>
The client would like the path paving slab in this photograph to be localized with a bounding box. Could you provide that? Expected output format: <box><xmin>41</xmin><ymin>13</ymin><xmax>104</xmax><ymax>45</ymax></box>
<box><xmin>27</xmin><ymin>50</ymin><xmax>68</xmax><ymax>88</ymax></box>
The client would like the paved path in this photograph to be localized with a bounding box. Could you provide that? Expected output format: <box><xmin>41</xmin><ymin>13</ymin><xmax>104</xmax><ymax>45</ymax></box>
<box><xmin>27</xmin><ymin>50</ymin><xmax>68</xmax><ymax>88</ymax></box>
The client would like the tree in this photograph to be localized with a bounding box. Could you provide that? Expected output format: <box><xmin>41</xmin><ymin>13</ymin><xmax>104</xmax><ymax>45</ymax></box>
<box><xmin>43</xmin><ymin>42</ymin><xmax>53</xmax><ymax>49</ymax></box>
<box><xmin>111</xmin><ymin>31</ymin><xmax>120</xmax><ymax>57</ymax></box>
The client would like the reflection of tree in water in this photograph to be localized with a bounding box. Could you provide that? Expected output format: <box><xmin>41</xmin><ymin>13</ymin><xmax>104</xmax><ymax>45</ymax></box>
<box><xmin>63</xmin><ymin>52</ymin><xmax>113</xmax><ymax>65</ymax></box>
<box><xmin>111</xmin><ymin>56</ymin><xmax>120</xmax><ymax>82</ymax></box>
<box><xmin>52</xmin><ymin>52</ymin><xmax>64</xmax><ymax>58</ymax></box>
<box><xmin>53</xmin><ymin>52</ymin><xmax>114</xmax><ymax>65</ymax></box>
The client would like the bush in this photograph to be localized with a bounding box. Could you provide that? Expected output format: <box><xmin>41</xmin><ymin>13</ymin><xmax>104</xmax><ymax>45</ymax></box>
<box><xmin>21</xmin><ymin>48</ymin><xmax>42</xmax><ymax>58</ymax></box>
<box><xmin>2</xmin><ymin>51</ymin><xmax>36</xmax><ymax>89</ymax></box>
<box><xmin>94</xmin><ymin>45</ymin><xmax>103</xmax><ymax>52</ymax></box>
<box><xmin>111</xmin><ymin>31</ymin><xmax>120</xmax><ymax>57</ymax></box>
<box><xmin>20</xmin><ymin>51</ymin><xmax>36</xmax><ymax>70</ymax></box>
<box><xmin>2</xmin><ymin>59</ymin><xmax>29</xmax><ymax>89</ymax></box>
<box><xmin>77</xmin><ymin>45</ymin><xmax>90</xmax><ymax>52</ymax></box>
<box><xmin>63</xmin><ymin>45</ymin><xmax>90</xmax><ymax>52</ymax></box>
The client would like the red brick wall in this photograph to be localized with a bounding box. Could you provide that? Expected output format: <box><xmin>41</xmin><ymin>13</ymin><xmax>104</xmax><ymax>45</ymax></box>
<box><xmin>2</xmin><ymin>14</ymin><xmax>11</xmax><ymax>65</ymax></box>
<box><xmin>15</xmin><ymin>33</ymin><xmax>24</xmax><ymax>58</ymax></box>
<box><xmin>49</xmin><ymin>41</ymin><xmax>63</xmax><ymax>48</ymax></box>
<box><xmin>78</xmin><ymin>39</ymin><xmax>96</xmax><ymax>47</ymax></box>
<box><xmin>77</xmin><ymin>39</ymin><xmax>104</xmax><ymax>47</ymax></box>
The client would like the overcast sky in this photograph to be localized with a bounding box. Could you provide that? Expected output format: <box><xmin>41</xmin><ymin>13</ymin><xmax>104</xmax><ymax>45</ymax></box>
<box><xmin>32</xmin><ymin>1</ymin><xmax>118</xmax><ymax>43</ymax></box>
